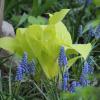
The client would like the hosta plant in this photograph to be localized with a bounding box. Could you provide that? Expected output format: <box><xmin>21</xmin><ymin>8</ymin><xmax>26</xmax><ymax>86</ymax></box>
<box><xmin>0</xmin><ymin>9</ymin><xmax>92</xmax><ymax>78</ymax></box>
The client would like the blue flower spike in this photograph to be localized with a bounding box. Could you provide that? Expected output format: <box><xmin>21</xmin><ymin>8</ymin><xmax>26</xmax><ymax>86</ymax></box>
<box><xmin>86</xmin><ymin>0</ymin><xmax>92</xmax><ymax>5</ymax></box>
<box><xmin>62</xmin><ymin>70</ymin><xmax>69</xmax><ymax>91</ymax></box>
<box><xmin>28</xmin><ymin>61</ymin><xmax>35</xmax><ymax>75</ymax></box>
<box><xmin>21</xmin><ymin>52</ymin><xmax>28</xmax><ymax>73</ymax></box>
<box><xmin>95</xmin><ymin>24</ymin><xmax>100</xmax><ymax>39</ymax></box>
<box><xmin>88</xmin><ymin>65</ymin><xmax>94</xmax><ymax>74</ymax></box>
<box><xmin>15</xmin><ymin>52</ymin><xmax>28</xmax><ymax>81</ymax></box>
<box><xmin>58</xmin><ymin>46</ymin><xmax>67</xmax><ymax>67</ymax></box>
<box><xmin>69</xmin><ymin>81</ymin><xmax>77</xmax><ymax>93</ymax></box>
<box><xmin>15</xmin><ymin>52</ymin><xmax>36</xmax><ymax>81</ymax></box>
<box><xmin>15</xmin><ymin>64</ymin><xmax>23</xmax><ymax>81</ymax></box>
<box><xmin>88</xmin><ymin>26</ymin><xmax>95</xmax><ymax>37</ymax></box>
<box><xmin>80</xmin><ymin>61</ymin><xmax>92</xmax><ymax>86</ymax></box>
<box><xmin>69</xmin><ymin>81</ymin><xmax>81</xmax><ymax>93</ymax></box>
<box><xmin>82</xmin><ymin>61</ymin><xmax>89</xmax><ymax>76</ymax></box>
<box><xmin>80</xmin><ymin>75</ymin><xmax>90</xmax><ymax>86</ymax></box>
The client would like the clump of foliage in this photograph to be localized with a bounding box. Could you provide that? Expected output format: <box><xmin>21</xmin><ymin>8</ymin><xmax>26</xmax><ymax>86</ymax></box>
<box><xmin>0</xmin><ymin>9</ymin><xmax>92</xmax><ymax>78</ymax></box>
<box><xmin>0</xmin><ymin>0</ymin><xmax>100</xmax><ymax>99</ymax></box>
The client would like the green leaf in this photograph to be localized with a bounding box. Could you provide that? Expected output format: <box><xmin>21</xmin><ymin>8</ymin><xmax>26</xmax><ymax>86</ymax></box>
<box><xmin>28</xmin><ymin>16</ymin><xmax>38</xmax><ymax>24</ymax></box>
<box><xmin>28</xmin><ymin>16</ymin><xmax>48</xmax><ymax>25</ymax></box>
<box><xmin>93</xmin><ymin>0</ymin><xmax>100</xmax><ymax>6</ymax></box>
<box><xmin>68</xmin><ymin>56</ymin><xmax>81</xmax><ymax>67</ymax></box>
<box><xmin>37</xmin><ymin>16</ymin><xmax>48</xmax><ymax>24</ymax></box>
<box><xmin>49</xmin><ymin>9</ymin><xmax>70</xmax><ymax>24</ymax></box>
<box><xmin>17</xmin><ymin>13</ymin><xmax>28</xmax><ymax>27</ymax></box>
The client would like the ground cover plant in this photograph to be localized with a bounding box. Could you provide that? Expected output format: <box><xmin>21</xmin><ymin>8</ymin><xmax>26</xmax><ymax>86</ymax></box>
<box><xmin>0</xmin><ymin>0</ymin><xmax>100</xmax><ymax>100</ymax></box>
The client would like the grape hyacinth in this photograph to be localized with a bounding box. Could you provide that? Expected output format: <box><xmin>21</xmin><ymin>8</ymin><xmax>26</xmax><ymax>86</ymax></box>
<box><xmin>69</xmin><ymin>81</ymin><xmax>81</xmax><ymax>93</ymax></box>
<box><xmin>27</xmin><ymin>61</ymin><xmax>35</xmax><ymax>75</ymax></box>
<box><xmin>62</xmin><ymin>70</ymin><xmax>69</xmax><ymax>91</ymax></box>
<box><xmin>21</xmin><ymin>52</ymin><xmax>28</xmax><ymax>73</ymax></box>
<box><xmin>80</xmin><ymin>61</ymin><xmax>92</xmax><ymax>86</ymax></box>
<box><xmin>80</xmin><ymin>75</ymin><xmax>90</xmax><ymax>86</ymax></box>
<box><xmin>78</xmin><ymin>0</ymin><xmax>92</xmax><ymax>8</ymax></box>
<box><xmin>95</xmin><ymin>24</ymin><xmax>100</xmax><ymax>39</ymax></box>
<box><xmin>86</xmin><ymin>0</ymin><xmax>92</xmax><ymax>5</ymax></box>
<box><xmin>80</xmin><ymin>62</ymin><xmax>89</xmax><ymax>84</ymax></box>
<box><xmin>88</xmin><ymin>65</ymin><xmax>94</xmax><ymax>74</ymax></box>
<box><xmin>15</xmin><ymin>52</ymin><xmax>35</xmax><ymax>81</ymax></box>
<box><xmin>88</xmin><ymin>26</ymin><xmax>95</xmax><ymax>37</ymax></box>
<box><xmin>58</xmin><ymin>46</ymin><xmax>67</xmax><ymax>67</ymax></box>
<box><xmin>15</xmin><ymin>52</ymin><xmax>28</xmax><ymax>81</ymax></box>
<box><xmin>15</xmin><ymin>64</ymin><xmax>23</xmax><ymax>81</ymax></box>
<box><xmin>82</xmin><ymin>61</ymin><xmax>89</xmax><ymax>75</ymax></box>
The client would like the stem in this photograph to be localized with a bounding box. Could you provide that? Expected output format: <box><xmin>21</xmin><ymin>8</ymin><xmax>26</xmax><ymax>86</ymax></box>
<box><xmin>9</xmin><ymin>63</ymin><xmax>12</xmax><ymax>97</ymax></box>
<box><xmin>0</xmin><ymin>70</ymin><xmax>2</xmax><ymax>92</ymax></box>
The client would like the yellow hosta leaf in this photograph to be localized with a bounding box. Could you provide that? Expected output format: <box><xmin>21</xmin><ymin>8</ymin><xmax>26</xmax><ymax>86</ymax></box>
<box><xmin>38</xmin><ymin>51</ymin><xmax>59</xmax><ymax>78</ymax></box>
<box><xmin>0</xmin><ymin>9</ymin><xmax>92</xmax><ymax>79</ymax></box>
<box><xmin>49</xmin><ymin>9</ymin><xmax>70</xmax><ymax>24</ymax></box>
<box><xmin>70</xmin><ymin>44</ymin><xmax>92</xmax><ymax>60</ymax></box>
<box><xmin>55</xmin><ymin>22</ymin><xmax>72</xmax><ymax>45</ymax></box>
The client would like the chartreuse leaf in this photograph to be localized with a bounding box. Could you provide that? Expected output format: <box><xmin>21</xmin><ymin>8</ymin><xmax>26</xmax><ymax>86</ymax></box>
<box><xmin>0</xmin><ymin>9</ymin><xmax>92</xmax><ymax>78</ymax></box>
<box><xmin>25</xmin><ymin>24</ymin><xmax>59</xmax><ymax>78</ymax></box>
<box><xmin>39</xmin><ymin>25</ymin><xmax>60</xmax><ymax>78</ymax></box>
<box><xmin>15</xmin><ymin>28</ymin><xmax>35</xmax><ymax>59</ymax></box>
<box><xmin>70</xmin><ymin>44</ymin><xmax>92</xmax><ymax>60</ymax></box>
<box><xmin>55</xmin><ymin>22</ymin><xmax>72</xmax><ymax>45</ymax></box>
<box><xmin>24</xmin><ymin>25</ymin><xmax>45</xmax><ymax>58</ymax></box>
<box><xmin>38</xmin><ymin>50</ymin><xmax>59</xmax><ymax>78</ymax></box>
<box><xmin>49</xmin><ymin>9</ymin><xmax>70</xmax><ymax>24</ymax></box>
